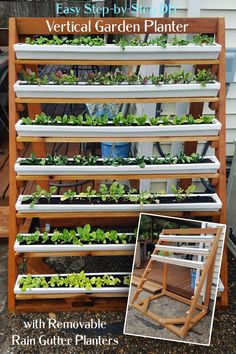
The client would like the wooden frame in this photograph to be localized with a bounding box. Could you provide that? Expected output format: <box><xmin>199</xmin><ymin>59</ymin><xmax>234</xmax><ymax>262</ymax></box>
<box><xmin>8</xmin><ymin>17</ymin><xmax>227</xmax><ymax>313</ymax></box>
<box><xmin>131</xmin><ymin>227</ymin><xmax>223</xmax><ymax>338</ymax></box>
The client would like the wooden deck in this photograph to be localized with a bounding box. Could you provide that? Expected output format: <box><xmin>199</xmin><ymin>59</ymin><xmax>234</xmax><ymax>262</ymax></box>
<box><xmin>133</xmin><ymin>261</ymin><xmax>194</xmax><ymax>299</ymax></box>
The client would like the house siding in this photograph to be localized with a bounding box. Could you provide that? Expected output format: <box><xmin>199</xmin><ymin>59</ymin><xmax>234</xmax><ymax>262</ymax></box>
<box><xmin>132</xmin><ymin>0</ymin><xmax>236</xmax><ymax>190</ymax></box>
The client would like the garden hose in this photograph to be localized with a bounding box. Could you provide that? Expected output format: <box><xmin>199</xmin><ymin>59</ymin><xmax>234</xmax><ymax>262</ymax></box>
<box><xmin>49</xmin><ymin>181</ymin><xmax>91</xmax><ymax>188</ymax></box>
<box><xmin>155</xmin><ymin>142</ymin><xmax>166</xmax><ymax>158</ymax></box>
<box><xmin>200</xmin><ymin>141</ymin><xmax>216</xmax><ymax>192</ymax></box>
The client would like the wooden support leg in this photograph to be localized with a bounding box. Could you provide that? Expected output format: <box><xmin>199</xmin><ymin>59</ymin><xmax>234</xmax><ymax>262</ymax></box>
<box><xmin>131</xmin><ymin>259</ymin><xmax>155</xmax><ymax>304</ymax></box>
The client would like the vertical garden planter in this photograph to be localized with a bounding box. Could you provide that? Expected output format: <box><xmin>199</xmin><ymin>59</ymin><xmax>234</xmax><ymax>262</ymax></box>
<box><xmin>16</xmin><ymin>193</ymin><xmax>222</xmax><ymax>213</ymax></box>
<box><xmin>14</xmin><ymin>81</ymin><xmax>221</xmax><ymax>99</ymax></box>
<box><xmin>14</xmin><ymin>43</ymin><xmax>222</xmax><ymax>61</ymax></box>
<box><xmin>14</xmin><ymin>272</ymin><xmax>131</xmax><ymax>295</ymax></box>
<box><xmin>8</xmin><ymin>17</ymin><xmax>227</xmax><ymax>313</ymax></box>
<box><xmin>14</xmin><ymin>156</ymin><xmax>221</xmax><ymax>176</ymax></box>
<box><xmin>15</xmin><ymin>119</ymin><xmax>222</xmax><ymax>138</ymax></box>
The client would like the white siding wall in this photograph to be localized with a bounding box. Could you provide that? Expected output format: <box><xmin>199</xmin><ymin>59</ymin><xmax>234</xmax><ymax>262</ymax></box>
<box><xmin>167</xmin><ymin>0</ymin><xmax>236</xmax><ymax>159</ymax></box>
<box><xmin>131</xmin><ymin>0</ymin><xmax>236</xmax><ymax>191</ymax></box>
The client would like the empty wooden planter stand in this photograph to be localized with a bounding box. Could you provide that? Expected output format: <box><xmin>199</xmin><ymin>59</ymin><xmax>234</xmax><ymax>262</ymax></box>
<box><xmin>8</xmin><ymin>17</ymin><xmax>227</xmax><ymax>313</ymax></box>
<box><xmin>131</xmin><ymin>227</ymin><xmax>223</xmax><ymax>338</ymax></box>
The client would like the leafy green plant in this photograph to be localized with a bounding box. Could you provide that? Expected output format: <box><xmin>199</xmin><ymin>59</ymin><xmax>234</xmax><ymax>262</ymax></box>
<box><xmin>194</xmin><ymin>69</ymin><xmax>214</xmax><ymax>86</ymax></box>
<box><xmin>22</xmin><ymin>185</ymin><xmax>57</xmax><ymax>207</ymax></box>
<box><xmin>168</xmin><ymin>70</ymin><xmax>193</xmax><ymax>84</ymax></box>
<box><xmin>25</xmin><ymin>35</ymin><xmax>105</xmax><ymax>46</ymax></box>
<box><xmin>22</xmin><ymin>68</ymin><xmax>49</xmax><ymax>85</ymax></box>
<box><xmin>21</xmin><ymin>112</ymin><xmax>214</xmax><ymax>127</ymax></box>
<box><xmin>73</xmin><ymin>155</ymin><xmax>98</xmax><ymax>166</ymax></box>
<box><xmin>21</xmin><ymin>116</ymin><xmax>33</xmax><ymax>125</ymax></box>
<box><xmin>16</xmin><ymin>227</ymin><xmax>134</xmax><ymax>246</ymax></box>
<box><xmin>43</xmin><ymin>186</ymin><xmax>57</xmax><ymax>203</ymax></box>
<box><xmin>96</xmin><ymin>114</ymin><xmax>109</xmax><ymax>126</ymax></box>
<box><xmin>79</xmin><ymin>186</ymin><xmax>97</xmax><ymax>203</ymax></box>
<box><xmin>19</xmin><ymin>153</ymin><xmax>45</xmax><ymax>166</ymax></box>
<box><xmin>123</xmin><ymin>275</ymin><xmax>131</xmax><ymax>286</ymax></box>
<box><xmin>46</xmin><ymin>154</ymin><xmax>68</xmax><ymax>166</ymax></box>
<box><xmin>60</xmin><ymin>190</ymin><xmax>76</xmax><ymax>203</ymax></box>
<box><xmin>22</xmin><ymin>185</ymin><xmax>44</xmax><ymax>208</ymax></box>
<box><xmin>19</xmin><ymin>152</ymin><xmax>207</xmax><ymax>168</ymax></box>
<box><xmin>171</xmin><ymin>36</ymin><xmax>189</xmax><ymax>46</ymax></box>
<box><xmin>51</xmin><ymin>70</ymin><xmax>79</xmax><ymax>85</ymax></box>
<box><xmin>117</xmin><ymin>37</ymin><xmax>129</xmax><ymax>50</ymax></box>
<box><xmin>109</xmin><ymin>181</ymin><xmax>125</xmax><ymax>203</ymax></box>
<box><xmin>22</xmin><ymin>182</ymin><xmax>199</xmax><ymax>208</ymax></box>
<box><xmin>150</xmin><ymin>74</ymin><xmax>164</xmax><ymax>85</ymax></box>
<box><xmin>99</xmin><ymin>183</ymin><xmax>109</xmax><ymax>202</ymax></box>
<box><xmin>18</xmin><ymin>275</ymin><xmax>49</xmax><ymax>292</ymax></box>
<box><xmin>25</xmin><ymin>34</ymin><xmax>216</xmax><ymax>48</ymax></box>
<box><xmin>171</xmin><ymin>184</ymin><xmax>196</xmax><ymax>202</ymax></box>
<box><xmin>48</xmin><ymin>275</ymin><xmax>65</xmax><ymax>288</ymax></box>
<box><xmin>193</xmin><ymin>34</ymin><xmax>215</xmax><ymax>46</ymax></box>
<box><xmin>149</xmin><ymin>35</ymin><xmax>168</xmax><ymax>48</ymax></box>
<box><xmin>16</xmin><ymin>230</ymin><xmax>40</xmax><ymax>245</ymax></box>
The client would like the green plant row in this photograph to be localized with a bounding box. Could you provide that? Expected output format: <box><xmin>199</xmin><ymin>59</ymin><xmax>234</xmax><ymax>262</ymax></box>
<box><xmin>25</xmin><ymin>34</ymin><xmax>215</xmax><ymax>48</ymax></box>
<box><xmin>19</xmin><ymin>152</ymin><xmax>205</xmax><ymax>168</ymax></box>
<box><xmin>21</xmin><ymin>112</ymin><xmax>214</xmax><ymax>127</ymax></box>
<box><xmin>18</xmin><ymin>272</ymin><xmax>131</xmax><ymax>292</ymax></box>
<box><xmin>22</xmin><ymin>182</ymin><xmax>196</xmax><ymax>208</ymax></box>
<box><xmin>22</xmin><ymin>69</ymin><xmax>214</xmax><ymax>87</ymax></box>
<box><xmin>16</xmin><ymin>225</ymin><xmax>134</xmax><ymax>246</ymax></box>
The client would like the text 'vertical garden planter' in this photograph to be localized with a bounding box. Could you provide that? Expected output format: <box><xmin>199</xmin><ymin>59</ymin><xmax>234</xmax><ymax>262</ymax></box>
<box><xmin>16</xmin><ymin>194</ymin><xmax>222</xmax><ymax>212</ymax></box>
<box><xmin>14</xmin><ymin>272</ymin><xmax>130</xmax><ymax>295</ymax></box>
<box><xmin>15</xmin><ymin>119</ymin><xmax>222</xmax><ymax>137</ymax></box>
<box><xmin>14</xmin><ymin>233</ymin><xmax>135</xmax><ymax>253</ymax></box>
<box><xmin>15</xmin><ymin>156</ymin><xmax>221</xmax><ymax>176</ymax></box>
<box><xmin>14</xmin><ymin>43</ymin><xmax>222</xmax><ymax>61</ymax></box>
<box><xmin>14</xmin><ymin>81</ymin><xmax>220</xmax><ymax>99</ymax></box>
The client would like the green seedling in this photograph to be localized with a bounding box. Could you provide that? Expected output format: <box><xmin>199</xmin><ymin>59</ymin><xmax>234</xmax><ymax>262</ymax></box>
<box><xmin>60</xmin><ymin>190</ymin><xmax>77</xmax><ymax>203</ymax></box>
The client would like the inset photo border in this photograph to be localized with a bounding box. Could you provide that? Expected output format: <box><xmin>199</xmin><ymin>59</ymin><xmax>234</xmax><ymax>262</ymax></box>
<box><xmin>124</xmin><ymin>213</ymin><xmax>226</xmax><ymax>346</ymax></box>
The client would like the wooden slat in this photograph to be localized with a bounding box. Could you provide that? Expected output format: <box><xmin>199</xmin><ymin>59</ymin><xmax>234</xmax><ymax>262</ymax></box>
<box><xmin>162</xmin><ymin>290</ymin><xmax>207</xmax><ymax>310</ymax></box>
<box><xmin>15</xmin><ymin>292</ymin><xmax>128</xmax><ymax>300</ymax></box>
<box><xmin>132</xmin><ymin>275</ymin><xmax>163</xmax><ymax>293</ymax></box>
<box><xmin>151</xmin><ymin>254</ymin><xmax>205</xmax><ymax>269</ymax></box>
<box><xmin>14</xmin><ymin>297</ymin><xmax>127</xmax><ymax>313</ymax></box>
<box><xmin>16</xmin><ymin>17</ymin><xmax>218</xmax><ymax>35</ymax></box>
<box><xmin>15</xmin><ymin>172</ymin><xmax>219</xmax><ymax>181</ymax></box>
<box><xmin>215</xmin><ymin>18</ymin><xmax>228</xmax><ymax>307</ymax></box>
<box><xmin>163</xmin><ymin>227</ymin><xmax>219</xmax><ymax>235</ymax></box>
<box><xmin>16</xmin><ymin>210</ymin><xmax>221</xmax><ymax>219</ymax></box>
<box><xmin>16</xmin><ymin>136</ymin><xmax>220</xmax><ymax>143</ymax></box>
<box><xmin>155</xmin><ymin>245</ymin><xmax>210</xmax><ymax>256</ymax></box>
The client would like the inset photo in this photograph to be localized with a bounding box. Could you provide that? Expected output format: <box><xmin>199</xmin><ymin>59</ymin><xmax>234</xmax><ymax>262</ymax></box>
<box><xmin>124</xmin><ymin>213</ymin><xmax>226</xmax><ymax>346</ymax></box>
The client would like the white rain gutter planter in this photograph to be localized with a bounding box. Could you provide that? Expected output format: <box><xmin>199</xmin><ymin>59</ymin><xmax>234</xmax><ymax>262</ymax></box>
<box><xmin>14</xmin><ymin>81</ymin><xmax>220</xmax><ymax>99</ymax></box>
<box><xmin>14</xmin><ymin>272</ymin><xmax>130</xmax><ymax>295</ymax></box>
<box><xmin>15</xmin><ymin>156</ymin><xmax>221</xmax><ymax>176</ymax></box>
<box><xmin>15</xmin><ymin>119</ymin><xmax>222</xmax><ymax>138</ymax></box>
<box><xmin>14</xmin><ymin>43</ymin><xmax>222</xmax><ymax>60</ymax></box>
<box><xmin>16</xmin><ymin>193</ymin><xmax>222</xmax><ymax>212</ymax></box>
<box><xmin>14</xmin><ymin>233</ymin><xmax>135</xmax><ymax>253</ymax></box>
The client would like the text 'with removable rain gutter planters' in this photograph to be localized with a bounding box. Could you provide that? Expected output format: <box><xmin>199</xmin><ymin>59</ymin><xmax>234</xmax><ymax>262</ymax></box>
<box><xmin>45</xmin><ymin>20</ymin><xmax>189</xmax><ymax>34</ymax></box>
